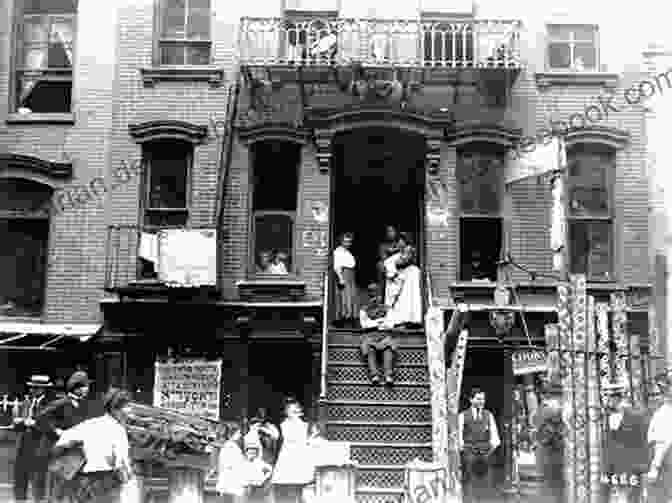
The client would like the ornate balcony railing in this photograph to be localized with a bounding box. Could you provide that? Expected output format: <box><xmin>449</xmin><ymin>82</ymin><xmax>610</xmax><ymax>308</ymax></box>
<box><xmin>238</xmin><ymin>17</ymin><xmax>522</xmax><ymax>69</ymax></box>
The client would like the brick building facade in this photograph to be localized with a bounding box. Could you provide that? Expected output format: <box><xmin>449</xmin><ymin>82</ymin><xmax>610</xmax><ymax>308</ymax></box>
<box><xmin>0</xmin><ymin>0</ymin><xmax>662</xmax><ymax>498</ymax></box>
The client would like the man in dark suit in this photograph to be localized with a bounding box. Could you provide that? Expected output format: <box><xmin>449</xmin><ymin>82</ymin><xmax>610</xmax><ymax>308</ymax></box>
<box><xmin>602</xmin><ymin>382</ymin><xmax>649</xmax><ymax>503</ymax></box>
<box><xmin>13</xmin><ymin>375</ymin><xmax>53</xmax><ymax>503</ymax></box>
<box><xmin>35</xmin><ymin>370</ymin><xmax>92</xmax><ymax>499</ymax></box>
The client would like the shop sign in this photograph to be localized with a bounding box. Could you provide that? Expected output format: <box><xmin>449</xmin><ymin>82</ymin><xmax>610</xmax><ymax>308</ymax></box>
<box><xmin>512</xmin><ymin>349</ymin><xmax>547</xmax><ymax>376</ymax></box>
<box><xmin>153</xmin><ymin>359</ymin><xmax>222</xmax><ymax>421</ymax></box>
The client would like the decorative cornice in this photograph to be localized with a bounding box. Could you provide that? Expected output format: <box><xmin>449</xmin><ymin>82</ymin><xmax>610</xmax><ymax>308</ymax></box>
<box><xmin>534</xmin><ymin>72</ymin><xmax>619</xmax><ymax>90</ymax></box>
<box><xmin>0</xmin><ymin>153</ymin><xmax>73</xmax><ymax>187</ymax></box>
<box><xmin>139</xmin><ymin>66</ymin><xmax>224</xmax><ymax>88</ymax></box>
<box><xmin>564</xmin><ymin>126</ymin><xmax>630</xmax><ymax>150</ymax></box>
<box><xmin>305</xmin><ymin>104</ymin><xmax>454</xmax><ymax>138</ymax></box>
<box><xmin>237</xmin><ymin>123</ymin><xmax>312</xmax><ymax>146</ymax></box>
<box><xmin>445</xmin><ymin>122</ymin><xmax>523</xmax><ymax>148</ymax></box>
<box><xmin>128</xmin><ymin>120</ymin><xmax>208</xmax><ymax>145</ymax></box>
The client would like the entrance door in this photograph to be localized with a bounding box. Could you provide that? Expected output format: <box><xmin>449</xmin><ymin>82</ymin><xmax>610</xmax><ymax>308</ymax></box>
<box><xmin>331</xmin><ymin>128</ymin><xmax>426</xmax><ymax>301</ymax></box>
<box><xmin>247</xmin><ymin>340</ymin><xmax>314</xmax><ymax>424</ymax></box>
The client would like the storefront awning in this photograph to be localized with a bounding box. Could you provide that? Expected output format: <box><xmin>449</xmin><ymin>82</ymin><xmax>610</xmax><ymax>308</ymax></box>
<box><xmin>0</xmin><ymin>322</ymin><xmax>102</xmax><ymax>351</ymax></box>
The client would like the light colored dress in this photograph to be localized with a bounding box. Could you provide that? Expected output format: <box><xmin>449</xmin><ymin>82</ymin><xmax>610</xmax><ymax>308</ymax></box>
<box><xmin>385</xmin><ymin>248</ymin><xmax>422</xmax><ymax>326</ymax></box>
<box><xmin>272</xmin><ymin>419</ymin><xmax>316</xmax><ymax>486</ymax></box>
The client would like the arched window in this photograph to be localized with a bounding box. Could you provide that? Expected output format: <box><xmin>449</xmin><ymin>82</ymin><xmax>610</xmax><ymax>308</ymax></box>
<box><xmin>250</xmin><ymin>140</ymin><xmax>301</xmax><ymax>276</ymax></box>
<box><xmin>0</xmin><ymin>178</ymin><xmax>52</xmax><ymax>317</ymax></box>
<box><xmin>567</xmin><ymin>144</ymin><xmax>614</xmax><ymax>281</ymax></box>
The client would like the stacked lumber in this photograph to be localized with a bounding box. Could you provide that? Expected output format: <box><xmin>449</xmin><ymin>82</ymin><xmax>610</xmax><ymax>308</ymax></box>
<box><xmin>124</xmin><ymin>401</ymin><xmax>225</xmax><ymax>469</ymax></box>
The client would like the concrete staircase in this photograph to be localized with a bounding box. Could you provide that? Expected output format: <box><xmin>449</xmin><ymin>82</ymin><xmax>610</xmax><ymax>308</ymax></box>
<box><xmin>322</xmin><ymin>329</ymin><xmax>432</xmax><ymax>503</ymax></box>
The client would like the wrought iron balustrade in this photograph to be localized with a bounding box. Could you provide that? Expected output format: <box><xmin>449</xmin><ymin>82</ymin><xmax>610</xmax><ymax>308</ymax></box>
<box><xmin>239</xmin><ymin>17</ymin><xmax>522</xmax><ymax>68</ymax></box>
<box><xmin>104</xmin><ymin>224</ymin><xmax>218</xmax><ymax>293</ymax></box>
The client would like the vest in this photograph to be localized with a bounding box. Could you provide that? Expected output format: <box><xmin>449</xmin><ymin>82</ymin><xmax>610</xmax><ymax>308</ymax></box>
<box><xmin>463</xmin><ymin>409</ymin><xmax>491</xmax><ymax>453</ymax></box>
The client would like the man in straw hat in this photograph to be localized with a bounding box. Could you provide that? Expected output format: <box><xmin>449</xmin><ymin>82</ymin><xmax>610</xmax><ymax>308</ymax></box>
<box><xmin>647</xmin><ymin>368</ymin><xmax>672</xmax><ymax>502</ymax></box>
<box><xmin>13</xmin><ymin>374</ymin><xmax>53</xmax><ymax>502</ymax></box>
<box><xmin>601</xmin><ymin>381</ymin><xmax>649</xmax><ymax>503</ymax></box>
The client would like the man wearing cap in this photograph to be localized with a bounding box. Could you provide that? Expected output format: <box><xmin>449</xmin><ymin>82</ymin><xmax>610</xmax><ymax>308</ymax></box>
<box><xmin>602</xmin><ymin>382</ymin><xmax>649</xmax><ymax>503</ymax></box>
<box><xmin>36</xmin><ymin>371</ymin><xmax>92</xmax><ymax>499</ymax></box>
<box><xmin>647</xmin><ymin>371</ymin><xmax>672</xmax><ymax>502</ymax></box>
<box><xmin>13</xmin><ymin>375</ymin><xmax>53</xmax><ymax>503</ymax></box>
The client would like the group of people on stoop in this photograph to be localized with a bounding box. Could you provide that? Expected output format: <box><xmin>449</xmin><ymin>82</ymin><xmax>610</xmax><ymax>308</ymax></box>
<box><xmin>215</xmin><ymin>397</ymin><xmax>326</xmax><ymax>503</ymax></box>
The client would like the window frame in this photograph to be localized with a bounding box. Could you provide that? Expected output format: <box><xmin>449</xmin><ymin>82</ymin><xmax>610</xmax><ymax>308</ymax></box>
<box><xmin>141</xmin><ymin>142</ymin><xmax>193</xmax><ymax>229</ymax></box>
<box><xmin>248</xmin><ymin>141</ymin><xmax>301</xmax><ymax>278</ymax></box>
<box><xmin>546</xmin><ymin>23</ymin><xmax>599</xmax><ymax>72</ymax></box>
<box><xmin>0</xmin><ymin>182</ymin><xmax>53</xmax><ymax>319</ymax></box>
<box><xmin>566</xmin><ymin>145</ymin><xmax>615</xmax><ymax>282</ymax></box>
<box><xmin>154</xmin><ymin>0</ymin><xmax>213</xmax><ymax>67</ymax></box>
<box><xmin>456</xmin><ymin>145</ymin><xmax>505</xmax><ymax>282</ymax></box>
<box><xmin>10</xmin><ymin>1</ymin><xmax>77</xmax><ymax>117</ymax></box>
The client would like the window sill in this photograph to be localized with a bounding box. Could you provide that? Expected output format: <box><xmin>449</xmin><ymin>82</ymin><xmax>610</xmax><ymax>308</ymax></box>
<box><xmin>534</xmin><ymin>71</ymin><xmax>619</xmax><ymax>89</ymax></box>
<box><xmin>6</xmin><ymin>112</ymin><xmax>75</xmax><ymax>125</ymax></box>
<box><xmin>140</xmin><ymin>66</ymin><xmax>225</xmax><ymax>88</ymax></box>
<box><xmin>237</xmin><ymin>278</ymin><xmax>306</xmax><ymax>287</ymax></box>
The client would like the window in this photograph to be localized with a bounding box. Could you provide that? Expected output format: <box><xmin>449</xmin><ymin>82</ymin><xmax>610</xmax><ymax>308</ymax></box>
<box><xmin>547</xmin><ymin>24</ymin><xmax>599</xmax><ymax>71</ymax></box>
<box><xmin>567</xmin><ymin>146</ymin><xmax>614</xmax><ymax>281</ymax></box>
<box><xmin>457</xmin><ymin>145</ymin><xmax>504</xmax><ymax>281</ymax></box>
<box><xmin>251</xmin><ymin>141</ymin><xmax>301</xmax><ymax>276</ymax></box>
<box><xmin>142</xmin><ymin>141</ymin><xmax>191</xmax><ymax>227</ymax></box>
<box><xmin>14</xmin><ymin>0</ymin><xmax>76</xmax><ymax>114</ymax></box>
<box><xmin>0</xmin><ymin>179</ymin><xmax>51</xmax><ymax>317</ymax></box>
<box><xmin>158</xmin><ymin>0</ymin><xmax>211</xmax><ymax>65</ymax></box>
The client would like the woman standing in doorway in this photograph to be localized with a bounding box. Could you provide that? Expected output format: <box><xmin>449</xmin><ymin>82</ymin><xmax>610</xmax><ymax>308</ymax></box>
<box><xmin>272</xmin><ymin>398</ymin><xmax>320</xmax><ymax>503</ymax></box>
<box><xmin>384</xmin><ymin>233</ymin><xmax>423</xmax><ymax>328</ymax></box>
<box><xmin>333</xmin><ymin>232</ymin><xmax>358</xmax><ymax>327</ymax></box>
<box><xmin>377</xmin><ymin>226</ymin><xmax>401</xmax><ymax>300</ymax></box>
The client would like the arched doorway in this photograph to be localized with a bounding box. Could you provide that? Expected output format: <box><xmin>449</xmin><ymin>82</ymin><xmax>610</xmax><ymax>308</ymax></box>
<box><xmin>331</xmin><ymin>127</ymin><xmax>427</xmax><ymax>301</ymax></box>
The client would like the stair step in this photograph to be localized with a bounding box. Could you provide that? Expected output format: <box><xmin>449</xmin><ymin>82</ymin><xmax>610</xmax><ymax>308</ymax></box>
<box><xmin>327</xmin><ymin>384</ymin><xmax>431</xmax><ymax>402</ymax></box>
<box><xmin>351</xmin><ymin>444</ymin><xmax>432</xmax><ymax>465</ymax></box>
<box><xmin>329</xmin><ymin>365</ymin><xmax>429</xmax><ymax>383</ymax></box>
<box><xmin>327</xmin><ymin>423</ymin><xmax>432</xmax><ymax>443</ymax></box>
<box><xmin>326</xmin><ymin>401</ymin><xmax>431</xmax><ymax>423</ymax></box>
<box><xmin>355</xmin><ymin>489</ymin><xmax>405</xmax><ymax>503</ymax></box>
<box><xmin>357</xmin><ymin>466</ymin><xmax>406</xmax><ymax>489</ymax></box>
<box><xmin>329</xmin><ymin>347</ymin><xmax>427</xmax><ymax>366</ymax></box>
<box><xmin>329</xmin><ymin>332</ymin><xmax>426</xmax><ymax>346</ymax></box>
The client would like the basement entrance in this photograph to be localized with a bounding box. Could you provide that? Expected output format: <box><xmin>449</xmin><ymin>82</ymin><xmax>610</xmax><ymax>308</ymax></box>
<box><xmin>331</xmin><ymin>128</ymin><xmax>426</xmax><ymax>304</ymax></box>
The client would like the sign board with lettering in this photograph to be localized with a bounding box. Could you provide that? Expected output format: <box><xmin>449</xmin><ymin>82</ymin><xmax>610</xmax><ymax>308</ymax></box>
<box><xmin>512</xmin><ymin>349</ymin><xmax>547</xmax><ymax>376</ymax></box>
<box><xmin>153</xmin><ymin>359</ymin><xmax>222</xmax><ymax>421</ymax></box>
<box><xmin>405</xmin><ymin>460</ymin><xmax>460</xmax><ymax>503</ymax></box>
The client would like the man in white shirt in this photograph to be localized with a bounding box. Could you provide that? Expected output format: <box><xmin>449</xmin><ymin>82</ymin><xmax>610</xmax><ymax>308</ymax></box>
<box><xmin>647</xmin><ymin>370</ymin><xmax>672</xmax><ymax>502</ymax></box>
<box><xmin>458</xmin><ymin>388</ymin><xmax>500</xmax><ymax>502</ymax></box>
<box><xmin>54</xmin><ymin>388</ymin><xmax>133</xmax><ymax>502</ymax></box>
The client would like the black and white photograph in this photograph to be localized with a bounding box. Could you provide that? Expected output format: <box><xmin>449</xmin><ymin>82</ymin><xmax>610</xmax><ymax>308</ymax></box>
<box><xmin>0</xmin><ymin>0</ymin><xmax>671</xmax><ymax>502</ymax></box>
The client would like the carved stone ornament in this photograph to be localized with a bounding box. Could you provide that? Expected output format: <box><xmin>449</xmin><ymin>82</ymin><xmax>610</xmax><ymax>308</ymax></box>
<box><xmin>426</xmin><ymin>137</ymin><xmax>442</xmax><ymax>176</ymax></box>
<box><xmin>314</xmin><ymin>132</ymin><xmax>333</xmax><ymax>173</ymax></box>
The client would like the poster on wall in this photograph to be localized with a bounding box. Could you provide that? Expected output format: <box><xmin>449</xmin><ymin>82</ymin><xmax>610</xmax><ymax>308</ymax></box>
<box><xmin>153</xmin><ymin>359</ymin><xmax>223</xmax><ymax>421</ymax></box>
<box><xmin>512</xmin><ymin>349</ymin><xmax>547</xmax><ymax>376</ymax></box>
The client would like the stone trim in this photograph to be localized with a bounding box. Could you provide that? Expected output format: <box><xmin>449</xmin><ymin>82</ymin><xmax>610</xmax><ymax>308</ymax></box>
<box><xmin>139</xmin><ymin>66</ymin><xmax>224</xmax><ymax>88</ymax></box>
<box><xmin>564</xmin><ymin>126</ymin><xmax>630</xmax><ymax>150</ymax></box>
<box><xmin>237</xmin><ymin>123</ymin><xmax>312</xmax><ymax>146</ymax></box>
<box><xmin>128</xmin><ymin>120</ymin><xmax>208</xmax><ymax>145</ymax></box>
<box><xmin>534</xmin><ymin>72</ymin><xmax>619</xmax><ymax>90</ymax></box>
<box><xmin>0</xmin><ymin>153</ymin><xmax>73</xmax><ymax>187</ymax></box>
<box><xmin>445</xmin><ymin>121</ymin><xmax>522</xmax><ymax>147</ymax></box>
<box><xmin>6</xmin><ymin>113</ymin><xmax>76</xmax><ymax>125</ymax></box>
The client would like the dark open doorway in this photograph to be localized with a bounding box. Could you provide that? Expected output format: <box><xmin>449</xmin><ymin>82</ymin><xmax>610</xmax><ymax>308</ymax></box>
<box><xmin>331</xmin><ymin>128</ymin><xmax>426</xmax><ymax>296</ymax></box>
<box><xmin>247</xmin><ymin>340</ymin><xmax>315</xmax><ymax>425</ymax></box>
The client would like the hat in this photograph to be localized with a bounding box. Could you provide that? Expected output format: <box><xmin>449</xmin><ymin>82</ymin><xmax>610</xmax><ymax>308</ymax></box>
<box><xmin>66</xmin><ymin>371</ymin><xmax>93</xmax><ymax>392</ymax></box>
<box><xmin>103</xmin><ymin>388</ymin><xmax>131</xmax><ymax>412</ymax></box>
<box><xmin>27</xmin><ymin>375</ymin><xmax>53</xmax><ymax>387</ymax></box>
